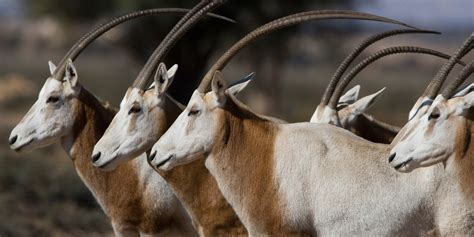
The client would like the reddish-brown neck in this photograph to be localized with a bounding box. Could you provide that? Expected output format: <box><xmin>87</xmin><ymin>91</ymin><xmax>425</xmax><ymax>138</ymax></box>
<box><xmin>63</xmin><ymin>87</ymin><xmax>167</xmax><ymax>232</ymax></box>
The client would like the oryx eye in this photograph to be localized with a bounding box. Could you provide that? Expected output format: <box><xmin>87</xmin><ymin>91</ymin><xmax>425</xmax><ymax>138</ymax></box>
<box><xmin>128</xmin><ymin>105</ymin><xmax>142</xmax><ymax>114</ymax></box>
<box><xmin>188</xmin><ymin>109</ymin><xmax>200</xmax><ymax>116</ymax></box>
<box><xmin>46</xmin><ymin>96</ymin><xmax>59</xmax><ymax>103</ymax></box>
<box><xmin>428</xmin><ymin>110</ymin><xmax>440</xmax><ymax>121</ymax></box>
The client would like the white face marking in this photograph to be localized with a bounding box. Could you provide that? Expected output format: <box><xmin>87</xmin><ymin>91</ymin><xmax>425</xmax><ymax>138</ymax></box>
<box><xmin>9</xmin><ymin>60</ymin><xmax>81</xmax><ymax>152</ymax></box>
<box><xmin>150</xmin><ymin>74</ymin><xmax>252</xmax><ymax>171</ymax></box>
<box><xmin>390</xmin><ymin>90</ymin><xmax>474</xmax><ymax>172</ymax></box>
<box><xmin>92</xmin><ymin>65</ymin><xmax>177</xmax><ymax>170</ymax></box>
<box><xmin>150</xmin><ymin>90</ymin><xmax>221</xmax><ymax>171</ymax></box>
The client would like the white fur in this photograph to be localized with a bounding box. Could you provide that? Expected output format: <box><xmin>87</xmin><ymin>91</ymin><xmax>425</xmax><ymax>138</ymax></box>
<box><xmin>338</xmin><ymin>85</ymin><xmax>360</xmax><ymax>106</ymax></box>
<box><xmin>310</xmin><ymin>105</ymin><xmax>340</xmax><ymax>125</ymax></box>
<box><xmin>152</xmin><ymin>91</ymin><xmax>221</xmax><ymax>171</ymax></box>
<box><xmin>48</xmin><ymin>60</ymin><xmax>57</xmax><ymax>75</ymax></box>
<box><xmin>339</xmin><ymin>87</ymin><xmax>385</xmax><ymax>126</ymax></box>
<box><xmin>10</xmin><ymin>61</ymin><xmax>197</xmax><ymax>236</ymax></box>
<box><xmin>151</xmin><ymin>74</ymin><xmax>255</xmax><ymax>171</ymax></box>
<box><xmin>96</xmin><ymin>71</ymin><xmax>253</xmax><ymax>171</ymax></box>
<box><xmin>408</xmin><ymin>96</ymin><xmax>432</xmax><ymax>121</ymax></box>
<box><xmin>151</xmin><ymin>84</ymin><xmax>453</xmax><ymax>234</ymax></box>
<box><xmin>92</xmin><ymin>65</ymin><xmax>178</xmax><ymax>170</ymax></box>
<box><xmin>390</xmin><ymin>88</ymin><xmax>474</xmax><ymax>172</ymax></box>
<box><xmin>310</xmin><ymin>87</ymin><xmax>385</xmax><ymax>128</ymax></box>
<box><xmin>10</xmin><ymin>61</ymin><xmax>80</xmax><ymax>152</ymax></box>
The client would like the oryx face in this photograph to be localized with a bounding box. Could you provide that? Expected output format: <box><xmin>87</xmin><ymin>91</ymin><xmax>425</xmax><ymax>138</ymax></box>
<box><xmin>150</xmin><ymin>72</ymin><xmax>252</xmax><ymax>171</ymax></box>
<box><xmin>9</xmin><ymin>60</ymin><xmax>81</xmax><ymax>152</ymax></box>
<box><xmin>389</xmin><ymin>86</ymin><xmax>474</xmax><ymax>172</ymax></box>
<box><xmin>91</xmin><ymin>64</ymin><xmax>177</xmax><ymax>171</ymax></box>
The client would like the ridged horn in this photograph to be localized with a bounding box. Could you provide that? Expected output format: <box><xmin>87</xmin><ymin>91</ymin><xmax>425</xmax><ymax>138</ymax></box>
<box><xmin>320</xmin><ymin>29</ymin><xmax>440</xmax><ymax>106</ymax></box>
<box><xmin>328</xmin><ymin>46</ymin><xmax>467</xmax><ymax>109</ymax></box>
<box><xmin>132</xmin><ymin>0</ymin><xmax>228</xmax><ymax>90</ymax></box>
<box><xmin>442</xmin><ymin>60</ymin><xmax>474</xmax><ymax>98</ymax></box>
<box><xmin>422</xmin><ymin>33</ymin><xmax>473</xmax><ymax>99</ymax></box>
<box><xmin>51</xmin><ymin>7</ymin><xmax>233</xmax><ymax>81</ymax></box>
<box><xmin>197</xmin><ymin>10</ymin><xmax>418</xmax><ymax>93</ymax></box>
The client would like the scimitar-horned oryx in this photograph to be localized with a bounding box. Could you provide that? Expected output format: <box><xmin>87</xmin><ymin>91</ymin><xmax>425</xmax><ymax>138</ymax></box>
<box><xmin>8</xmin><ymin>4</ymin><xmax>232</xmax><ymax>236</ymax></box>
<box><xmin>150</xmin><ymin>12</ymin><xmax>470</xmax><ymax>236</ymax></box>
<box><xmin>92</xmin><ymin>9</ymin><xmax>426</xmax><ymax>236</ymax></box>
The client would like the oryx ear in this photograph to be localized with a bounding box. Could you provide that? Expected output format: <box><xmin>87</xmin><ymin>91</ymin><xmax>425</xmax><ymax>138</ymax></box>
<box><xmin>154</xmin><ymin>63</ymin><xmax>177</xmax><ymax>96</ymax></box>
<box><xmin>338</xmin><ymin>85</ymin><xmax>360</xmax><ymax>106</ymax></box>
<box><xmin>65</xmin><ymin>59</ymin><xmax>78</xmax><ymax>88</ymax></box>
<box><xmin>227</xmin><ymin>72</ymin><xmax>255</xmax><ymax>96</ymax></box>
<box><xmin>48</xmin><ymin>61</ymin><xmax>57</xmax><ymax>75</ymax></box>
<box><xmin>211</xmin><ymin>71</ymin><xmax>227</xmax><ymax>105</ymax></box>
<box><xmin>346</xmin><ymin>87</ymin><xmax>385</xmax><ymax>116</ymax></box>
<box><xmin>454</xmin><ymin>89</ymin><xmax>474</xmax><ymax>116</ymax></box>
<box><xmin>453</xmin><ymin>83</ymin><xmax>474</xmax><ymax>98</ymax></box>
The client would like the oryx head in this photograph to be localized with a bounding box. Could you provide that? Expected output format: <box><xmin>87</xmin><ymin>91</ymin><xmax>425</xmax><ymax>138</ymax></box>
<box><xmin>7</xmin><ymin>3</ymin><xmax>233</xmax><ymax>154</ymax></box>
<box><xmin>389</xmin><ymin>34</ymin><xmax>473</xmax><ymax>172</ymax></box>
<box><xmin>311</xmin><ymin>85</ymin><xmax>385</xmax><ymax>127</ymax></box>
<box><xmin>149</xmin><ymin>72</ymin><xmax>252</xmax><ymax>171</ymax></box>
<box><xmin>389</xmin><ymin>84</ymin><xmax>474</xmax><ymax>172</ymax></box>
<box><xmin>313</xmin><ymin>29</ymin><xmax>441</xmax><ymax>127</ymax></box>
<box><xmin>9</xmin><ymin>60</ymin><xmax>82</xmax><ymax>152</ymax></box>
<box><xmin>91</xmin><ymin>64</ymin><xmax>177</xmax><ymax>170</ymax></box>
<box><xmin>89</xmin><ymin>0</ymin><xmax>230</xmax><ymax>170</ymax></box>
<box><xmin>146</xmin><ymin>11</ymin><xmax>422</xmax><ymax>168</ymax></box>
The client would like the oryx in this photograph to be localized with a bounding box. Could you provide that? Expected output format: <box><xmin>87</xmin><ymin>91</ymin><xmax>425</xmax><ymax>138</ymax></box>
<box><xmin>8</xmin><ymin>5</ymin><xmax>232</xmax><ymax>236</ymax></box>
<box><xmin>92</xmin><ymin>9</ymin><xmax>419</xmax><ymax>236</ymax></box>
<box><xmin>150</xmin><ymin>20</ymin><xmax>472</xmax><ymax>236</ymax></box>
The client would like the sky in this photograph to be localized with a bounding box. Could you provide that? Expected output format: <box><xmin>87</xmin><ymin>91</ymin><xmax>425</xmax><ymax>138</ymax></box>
<box><xmin>0</xmin><ymin>0</ymin><xmax>22</xmax><ymax>18</ymax></box>
<box><xmin>356</xmin><ymin>0</ymin><xmax>473</xmax><ymax>30</ymax></box>
<box><xmin>0</xmin><ymin>0</ymin><xmax>472</xmax><ymax>30</ymax></box>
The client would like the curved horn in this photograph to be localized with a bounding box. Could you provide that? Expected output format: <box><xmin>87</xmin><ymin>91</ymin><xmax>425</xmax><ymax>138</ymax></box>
<box><xmin>442</xmin><ymin>60</ymin><xmax>474</xmax><ymax>98</ymax></box>
<box><xmin>328</xmin><ymin>46</ymin><xmax>467</xmax><ymax>109</ymax></box>
<box><xmin>133</xmin><ymin>0</ymin><xmax>228</xmax><ymax>90</ymax></box>
<box><xmin>422</xmin><ymin>33</ymin><xmax>473</xmax><ymax>99</ymax></box>
<box><xmin>52</xmin><ymin>7</ymin><xmax>232</xmax><ymax>81</ymax></box>
<box><xmin>320</xmin><ymin>29</ymin><xmax>440</xmax><ymax>106</ymax></box>
<box><xmin>197</xmin><ymin>10</ymin><xmax>418</xmax><ymax>93</ymax></box>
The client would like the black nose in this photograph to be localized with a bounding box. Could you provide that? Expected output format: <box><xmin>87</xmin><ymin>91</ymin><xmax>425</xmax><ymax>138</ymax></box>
<box><xmin>91</xmin><ymin>152</ymin><xmax>101</xmax><ymax>162</ymax></box>
<box><xmin>148</xmin><ymin>151</ymin><xmax>157</xmax><ymax>162</ymax></box>
<box><xmin>9</xmin><ymin>135</ymin><xmax>17</xmax><ymax>145</ymax></box>
<box><xmin>388</xmin><ymin>153</ymin><xmax>396</xmax><ymax>163</ymax></box>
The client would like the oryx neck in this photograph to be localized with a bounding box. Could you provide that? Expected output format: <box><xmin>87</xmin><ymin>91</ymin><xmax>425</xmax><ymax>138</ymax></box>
<box><xmin>350</xmin><ymin>114</ymin><xmax>400</xmax><ymax>144</ymax></box>
<box><xmin>157</xmin><ymin>160</ymin><xmax>246</xmax><ymax>236</ymax></box>
<box><xmin>61</xmin><ymin>86</ymin><xmax>116</xmax><ymax>157</ymax></box>
<box><xmin>450</xmin><ymin>111</ymin><xmax>474</xmax><ymax>200</ymax></box>
<box><xmin>204</xmin><ymin>97</ymin><xmax>293</xmax><ymax>234</ymax></box>
<box><xmin>58</xmin><ymin>87</ymin><xmax>150</xmax><ymax>228</ymax></box>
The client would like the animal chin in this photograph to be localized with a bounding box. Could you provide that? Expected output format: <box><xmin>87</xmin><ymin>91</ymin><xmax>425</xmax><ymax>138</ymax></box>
<box><xmin>13</xmin><ymin>138</ymin><xmax>35</xmax><ymax>153</ymax></box>
<box><xmin>156</xmin><ymin>156</ymin><xmax>173</xmax><ymax>169</ymax></box>
<box><xmin>394</xmin><ymin>158</ymin><xmax>413</xmax><ymax>171</ymax></box>
<box><xmin>97</xmin><ymin>156</ymin><xmax>119</xmax><ymax>172</ymax></box>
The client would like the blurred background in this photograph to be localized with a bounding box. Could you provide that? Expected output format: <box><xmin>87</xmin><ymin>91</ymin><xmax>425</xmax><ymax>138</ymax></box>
<box><xmin>0</xmin><ymin>0</ymin><xmax>472</xmax><ymax>236</ymax></box>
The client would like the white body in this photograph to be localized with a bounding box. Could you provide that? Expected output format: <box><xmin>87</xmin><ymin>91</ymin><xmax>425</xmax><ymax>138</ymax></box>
<box><xmin>151</xmin><ymin>74</ymin><xmax>471</xmax><ymax>235</ymax></box>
